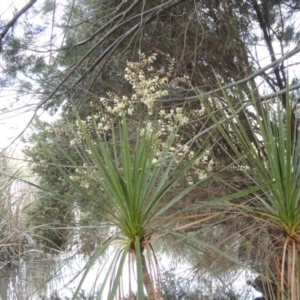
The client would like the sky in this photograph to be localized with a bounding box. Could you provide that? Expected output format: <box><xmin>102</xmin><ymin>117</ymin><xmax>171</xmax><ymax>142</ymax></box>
<box><xmin>0</xmin><ymin>0</ymin><xmax>61</xmax><ymax>151</ymax></box>
<box><xmin>0</xmin><ymin>1</ymin><xmax>23</xmax><ymax>149</ymax></box>
<box><xmin>0</xmin><ymin>1</ymin><xmax>38</xmax><ymax>151</ymax></box>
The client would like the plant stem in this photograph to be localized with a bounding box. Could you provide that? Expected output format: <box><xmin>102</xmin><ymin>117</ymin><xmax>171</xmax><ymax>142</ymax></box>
<box><xmin>141</xmin><ymin>251</ymin><xmax>156</xmax><ymax>300</ymax></box>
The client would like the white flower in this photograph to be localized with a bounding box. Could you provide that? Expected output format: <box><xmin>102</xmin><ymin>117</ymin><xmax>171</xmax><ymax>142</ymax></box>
<box><xmin>198</xmin><ymin>170</ymin><xmax>207</xmax><ymax>180</ymax></box>
<box><xmin>207</xmin><ymin>159</ymin><xmax>214</xmax><ymax>172</ymax></box>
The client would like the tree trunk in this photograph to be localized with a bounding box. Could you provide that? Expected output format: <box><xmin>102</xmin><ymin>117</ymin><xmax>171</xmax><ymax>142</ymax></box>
<box><xmin>141</xmin><ymin>252</ymin><xmax>156</xmax><ymax>300</ymax></box>
<box><xmin>286</xmin><ymin>242</ymin><xmax>299</xmax><ymax>300</ymax></box>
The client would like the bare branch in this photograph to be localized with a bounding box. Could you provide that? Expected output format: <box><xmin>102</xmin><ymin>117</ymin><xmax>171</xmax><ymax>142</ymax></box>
<box><xmin>41</xmin><ymin>0</ymin><xmax>185</xmax><ymax>107</ymax></box>
<box><xmin>70</xmin><ymin>0</ymin><xmax>142</xmax><ymax>48</ymax></box>
<box><xmin>162</xmin><ymin>43</ymin><xmax>300</xmax><ymax>102</ymax></box>
<box><xmin>0</xmin><ymin>0</ymin><xmax>38</xmax><ymax>52</ymax></box>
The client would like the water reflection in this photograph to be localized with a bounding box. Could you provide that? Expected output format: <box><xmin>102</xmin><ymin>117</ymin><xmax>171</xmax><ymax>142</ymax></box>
<box><xmin>0</xmin><ymin>254</ymin><xmax>96</xmax><ymax>300</ymax></box>
<box><xmin>0</xmin><ymin>254</ymin><xmax>262</xmax><ymax>299</ymax></box>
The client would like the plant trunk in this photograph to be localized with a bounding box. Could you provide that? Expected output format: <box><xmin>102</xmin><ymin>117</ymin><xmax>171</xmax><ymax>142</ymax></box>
<box><xmin>286</xmin><ymin>242</ymin><xmax>299</xmax><ymax>300</ymax></box>
<box><xmin>141</xmin><ymin>252</ymin><xmax>156</xmax><ymax>300</ymax></box>
<box><xmin>275</xmin><ymin>238</ymin><xmax>300</xmax><ymax>300</ymax></box>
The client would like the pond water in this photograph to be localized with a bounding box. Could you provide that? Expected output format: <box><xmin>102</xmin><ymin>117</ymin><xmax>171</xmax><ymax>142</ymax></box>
<box><xmin>0</xmin><ymin>253</ymin><xmax>101</xmax><ymax>300</ymax></box>
<box><xmin>0</xmin><ymin>253</ymin><xmax>263</xmax><ymax>299</ymax></box>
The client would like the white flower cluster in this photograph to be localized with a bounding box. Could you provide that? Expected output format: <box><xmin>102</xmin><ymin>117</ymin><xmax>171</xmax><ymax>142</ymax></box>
<box><xmin>45</xmin><ymin>125</ymin><xmax>64</xmax><ymax>135</ymax></box>
<box><xmin>69</xmin><ymin>164</ymin><xmax>104</xmax><ymax>190</ymax></box>
<box><xmin>43</xmin><ymin>53</ymin><xmax>216</xmax><ymax>187</ymax></box>
<box><xmin>100</xmin><ymin>93</ymin><xmax>133</xmax><ymax>117</ymax></box>
<box><xmin>228</xmin><ymin>164</ymin><xmax>249</xmax><ymax>172</ymax></box>
<box><xmin>81</xmin><ymin>52</ymin><xmax>193</xmax><ymax>143</ymax></box>
<box><xmin>182</xmin><ymin>149</ymin><xmax>216</xmax><ymax>185</ymax></box>
<box><xmin>124</xmin><ymin>52</ymin><xmax>189</xmax><ymax>114</ymax></box>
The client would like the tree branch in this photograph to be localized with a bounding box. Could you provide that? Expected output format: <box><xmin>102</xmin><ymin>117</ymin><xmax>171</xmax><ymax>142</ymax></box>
<box><xmin>0</xmin><ymin>0</ymin><xmax>37</xmax><ymax>52</ymax></box>
<box><xmin>161</xmin><ymin>43</ymin><xmax>300</xmax><ymax>102</ymax></box>
<box><xmin>41</xmin><ymin>0</ymin><xmax>185</xmax><ymax>106</ymax></box>
<box><xmin>70</xmin><ymin>0</ymin><xmax>142</xmax><ymax>48</ymax></box>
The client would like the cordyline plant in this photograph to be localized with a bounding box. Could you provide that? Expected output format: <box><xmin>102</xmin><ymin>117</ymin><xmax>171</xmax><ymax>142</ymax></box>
<box><xmin>203</xmin><ymin>89</ymin><xmax>300</xmax><ymax>300</ymax></box>
<box><xmin>35</xmin><ymin>53</ymin><xmax>253</xmax><ymax>299</ymax></box>
<box><xmin>38</xmin><ymin>110</ymin><xmax>217</xmax><ymax>299</ymax></box>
